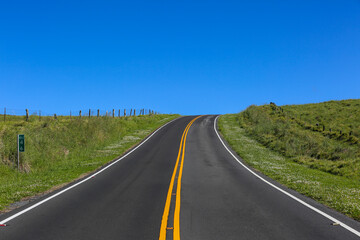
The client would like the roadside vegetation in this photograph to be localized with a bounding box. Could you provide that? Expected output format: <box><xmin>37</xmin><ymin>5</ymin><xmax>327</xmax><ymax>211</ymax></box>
<box><xmin>218</xmin><ymin>99</ymin><xmax>360</xmax><ymax>221</ymax></box>
<box><xmin>0</xmin><ymin>114</ymin><xmax>178</xmax><ymax>211</ymax></box>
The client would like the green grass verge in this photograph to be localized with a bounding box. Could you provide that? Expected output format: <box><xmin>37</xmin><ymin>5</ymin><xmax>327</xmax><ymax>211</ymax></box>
<box><xmin>218</xmin><ymin>114</ymin><xmax>360</xmax><ymax>221</ymax></box>
<box><xmin>0</xmin><ymin>114</ymin><xmax>179</xmax><ymax>211</ymax></box>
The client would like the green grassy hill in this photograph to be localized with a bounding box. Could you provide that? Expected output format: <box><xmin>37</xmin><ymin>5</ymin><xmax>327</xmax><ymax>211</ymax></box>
<box><xmin>282</xmin><ymin>99</ymin><xmax>360</xmax><ymax>139</ymax></box>
<box><xmin>239</xmin><ymin>99</ymin><xmax>360</xmax><ymax>178</ymax></box>
<box><xmin>0</xmin><ymin>114</ymin><xmax>178</xmax><ymax>211</ymax></box>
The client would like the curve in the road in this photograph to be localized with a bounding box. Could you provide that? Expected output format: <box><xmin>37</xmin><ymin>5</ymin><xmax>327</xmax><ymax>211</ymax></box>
<box><xmin>213</xmin><ymin>116</ymin><xmax>360</xmax><ymax>238</ymax></box>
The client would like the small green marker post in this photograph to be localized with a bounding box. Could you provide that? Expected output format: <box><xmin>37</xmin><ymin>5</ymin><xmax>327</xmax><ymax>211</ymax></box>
<box><xmin>18</xmin><ymin>134</ymin><xmax>24</xmax><ymax>171</ymax></box>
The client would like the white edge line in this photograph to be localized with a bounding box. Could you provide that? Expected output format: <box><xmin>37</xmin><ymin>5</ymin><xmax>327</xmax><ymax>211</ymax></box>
<box><xmin>0</xmin><ymin>116</ymin><xmax>181</xmax><ymax>225</ymax></box>
<box><xmin>214</xmin><ymin>116</ymin><xmax>360</xmax><ymax>238</ymax></box>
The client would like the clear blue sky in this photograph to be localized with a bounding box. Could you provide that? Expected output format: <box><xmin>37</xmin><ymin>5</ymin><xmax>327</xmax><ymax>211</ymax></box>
<box><xmin>1</xmin><ymin>0</ymin><xmax>359</xmax><ymax>115</ymax></box>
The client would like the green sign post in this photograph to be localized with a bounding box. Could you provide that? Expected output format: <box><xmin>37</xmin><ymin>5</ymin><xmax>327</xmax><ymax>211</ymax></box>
<box><xmin>18</xmin><ymin>134</ymin><xmax>24</xmax><ymax>170</ymax></box>
<box><xmin>18</xmin><ymin>134</ymin><xmax>25</xmax><ymax>152</ymax></box>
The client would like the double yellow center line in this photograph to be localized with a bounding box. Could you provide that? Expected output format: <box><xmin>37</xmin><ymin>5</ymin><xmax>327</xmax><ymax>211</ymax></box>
<box><xmin>159</xmin><ymin>116</ymin><xmax>202</xmax><ymax>240</ymax></box>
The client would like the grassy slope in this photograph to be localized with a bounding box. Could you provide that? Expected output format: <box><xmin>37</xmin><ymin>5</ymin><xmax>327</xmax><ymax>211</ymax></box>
<box><xmin>0</xmin><ymin>114</ymin><xmax>178</xmax><ymax>211</ymax></box>
<box><xmin>218</xmin><ymin>99</ymin><xmax>360</xmax><ymax>221</ymax></box>
<box><xmin>238</xmin><ymin>100</ymin><xmax>360</xmax><ymax>178</ymax></box>
<box><xmin>282</xmin><ymin>99</ymin><xmax>360</xmax><ymax>138</ymax></box>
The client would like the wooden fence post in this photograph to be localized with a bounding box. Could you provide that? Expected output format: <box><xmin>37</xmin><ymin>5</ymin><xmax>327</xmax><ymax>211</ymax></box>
<box><xmin>124</xmin><ymin>109</ymin><xmax>126</xmax><ymax>117</ymax></box>
<box><xmin>97</xmin><ymin>109</ymin><xmax>100</xmax><ymax>117</ymax></box>
<box><xmin>118</xmin><ymin>109</ymin><xmax>120</xmax><ymax>118</ymax></box>
<box><xmin>130</xmin><ymin>109</ymin><xmax>133</xmax><ymax>116</ymax></box>
<box><xmin>79</xmin><ymin>110</ymin><xmax>82</xmax><ymax>119</ymax></box>
<box><xmin>89</xmin><ymin>109</ymin><xmax>91</xmax><ymax>118</ymax></box>
<box><xmin>4</xmin><ymin>107</ymin><xmax>6</xmax><ymax>122</ymax></box>
<box><xmin>26</xmin><ymin>109</ymin><xmax>29</xmax><ymax>121</ymax></box>
<box><xmin>134</xmin><ymin>109</ymin><xmax>136</xmax><ymax>116</ymax></box>
<box><xmin>112</xmin><ymin>109</ymin><xmax>115</xmax><ymax>118</ymax></box>
<box><xmin>54</xmin><ymin>114</ymin><xmax>57</xmax><ymax>120</ymax></box>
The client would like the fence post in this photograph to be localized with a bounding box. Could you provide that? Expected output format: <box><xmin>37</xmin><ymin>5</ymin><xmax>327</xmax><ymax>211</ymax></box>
<box><xmin>89</xmin><ymin>109</ymin><xmax>91</xmax><ymax>118</ymax></box>
<box><xmin>112</xmin><ymin>109</ymin><xmax>115</xmax><ymax>118</ymax></box>
<box><xmin>26</xmin><ymin>109</ymin><xmax>29</xmax><ymax>121</ymax></box>
<box><xmin>79</xmin><ymin>110</ymin><xmax>82</xmax><ymax>119</ymax></box>
<box><xmin>124</xmin><ymin>109</ymin><xmax>126</xmax><ymax>117</ymax></box>
<box><xmin>118</xmin><ymin>109</ymin><xmax>120</xmax><ymax>118</ymax></box>
<box><xmin>39</xmin><ymin>110</ymin><xmax>41</xmax><ymax>121</ymax></box>
<box><xmin>97</xmin><ymin>109</ymin><xmax>100</xmax><ymax>117</ymax></box>
<box><xmin>130</xmin><ymin>109</ymin><xmax>133</xmax><ymax>116</ymax></box>
<box><xmin>54</xmin><ymin>114</ymin><xmax>57</xmax><ymax>120</ymax></box>
<box><xmin>4</xmin><ymin>107</ymin><xmax>6</xmax><ymax>122</ymax></box>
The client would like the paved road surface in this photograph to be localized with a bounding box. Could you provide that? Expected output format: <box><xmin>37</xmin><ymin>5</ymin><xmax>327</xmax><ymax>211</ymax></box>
<box><xmin>1</xmin><ymin>115</ymin><xmax>359</xmax><ymax>239</ymax></box>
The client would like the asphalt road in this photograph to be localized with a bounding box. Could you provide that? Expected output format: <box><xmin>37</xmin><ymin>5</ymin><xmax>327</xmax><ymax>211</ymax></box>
<box><xmin>1</xmin><ymin>115</ymin><xmax>359</xmax><ymax>240</ymax></box>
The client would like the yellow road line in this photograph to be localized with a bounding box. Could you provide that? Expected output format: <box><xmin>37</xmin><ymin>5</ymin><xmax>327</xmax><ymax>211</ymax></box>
<box><xmin>173</xmin><ymin>115</ymin><xmax>202</xmax><ymax>240</ymax></box>
<box><xmin>159</xmin><ymin>116</ymin><xmax>202</xmax><ymax>240</ymax></box>
<box><xmin>159</xmin><ymin>119</ymin><xmax>192</xmax><ymax>240</ymax></box>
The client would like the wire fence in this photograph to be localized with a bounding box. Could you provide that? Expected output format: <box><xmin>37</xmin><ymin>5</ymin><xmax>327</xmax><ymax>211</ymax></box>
<box><xmin>0</xmin><ymin>107</ymin><xmax>159</xmax><ymax>122</ymax></box>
